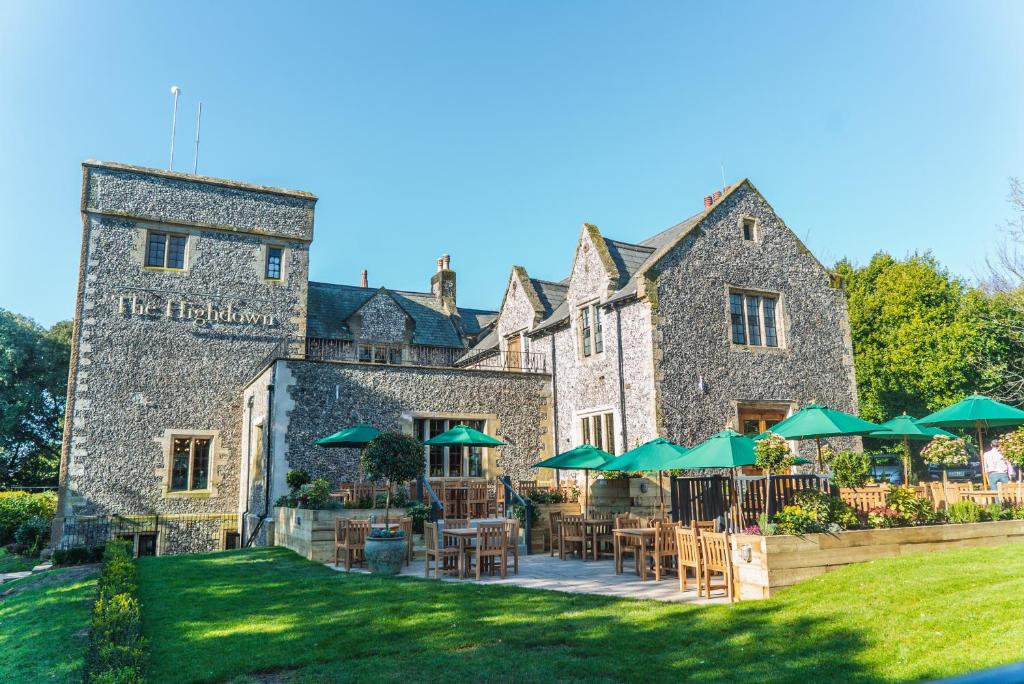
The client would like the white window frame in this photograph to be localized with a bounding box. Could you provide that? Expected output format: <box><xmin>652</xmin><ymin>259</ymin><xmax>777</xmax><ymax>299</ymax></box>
<box><xmin>577</xmin><ymin>409</ymin><xmax>617</xmax><ymax>455</ymax></box>
<box><xmin>578</xmin><ymin>301</ymin><xmax>604</xmax><ymax>358</ymax></box>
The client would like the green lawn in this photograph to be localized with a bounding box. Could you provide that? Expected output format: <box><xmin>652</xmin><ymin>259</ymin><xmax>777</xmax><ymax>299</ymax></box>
<box><xmin>0</xmin><ymin>548</ymin><xmax>37</xmax><ymax>574</ymax></box>
<box><xmin>0</xmin><ymin>566</ymin><xmax>98</xmax><ymax>682</ymax></box>
<box><xmin>137</xmin><ymin>544</ymin><xmax>1024</xmax><ymax>683</ymax></box>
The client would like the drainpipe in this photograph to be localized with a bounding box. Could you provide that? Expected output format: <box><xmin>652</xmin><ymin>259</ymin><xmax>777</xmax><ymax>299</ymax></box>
<box><xmin>242</xmin><ymin>395</ymin><xmax>254</xmax><ymax>539</ymax></box>
<box><xmin>550</xmin><ymin>333</ymin><xmax>559</xmax><ymax>488</ymax></box>
<box><xmin>615</xmin><ymin>306</ymin><xmax>628</xmax><ymax>452</ymax></box>
<box><xmin>263</xmin><ymin>365</ymin><xmax>276</xmax><ymax>523</ymax></box>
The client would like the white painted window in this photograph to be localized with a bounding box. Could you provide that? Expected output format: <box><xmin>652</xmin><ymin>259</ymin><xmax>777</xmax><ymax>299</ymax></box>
<box><xmin>579</xmin><ymin>303</ymin><xmax>603</xmax><ymax>357</ymax></box>
<box><xmin>579</xmin><ymin>411</ymin><xmax>616</xmax><ymax>454</ymax></box>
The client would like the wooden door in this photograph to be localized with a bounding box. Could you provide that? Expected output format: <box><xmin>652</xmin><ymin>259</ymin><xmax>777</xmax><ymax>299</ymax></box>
<box><xmin>738</xmin><ymin>408</ymin><xmax>787</xmax><ymax>437</ymax></box>
<box><xmin>505</xmin><ymin>334</ymin><xmax>522</xmax><ymax>370</ymax></box>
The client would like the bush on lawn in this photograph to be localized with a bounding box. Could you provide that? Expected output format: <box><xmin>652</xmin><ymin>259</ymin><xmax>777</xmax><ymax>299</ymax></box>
<box><xmin>0</xmin><ymin>490</ymin><xmax>57</xmax><ymax>546</ymax></box>
<box><xmin>14</xmin><ymin>514</ymin><xmax>51</xmax><ymax>556</ymax></box>
<box><xmin>84</xmin><ymin>539</ymin><xmax>147</xmax><ymax>683</ymax></box>
<box><xmin>53</xmin><ymin>544</ymin><xmax>105</xmax><ymax>566</ymax></box>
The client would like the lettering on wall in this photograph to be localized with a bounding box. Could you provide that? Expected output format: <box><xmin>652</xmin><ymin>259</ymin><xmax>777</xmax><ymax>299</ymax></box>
<box><xmin>117</xmin><ymin>294</ymin><xmax>277</xmax><ymax>327</ymax></box>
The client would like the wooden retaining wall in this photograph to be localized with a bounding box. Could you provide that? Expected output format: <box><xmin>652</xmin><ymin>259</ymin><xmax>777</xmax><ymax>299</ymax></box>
<box><xmin>731</xmin><ymin>519</ymin><xmax>1024</xmax><ymax>600</ymax></box>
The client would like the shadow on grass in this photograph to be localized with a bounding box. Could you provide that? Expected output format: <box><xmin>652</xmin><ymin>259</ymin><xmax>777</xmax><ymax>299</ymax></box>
<box><xmin>138</xmin><ymin>548</ymin><xmax>885</xmax><ymax>683</ymax></box>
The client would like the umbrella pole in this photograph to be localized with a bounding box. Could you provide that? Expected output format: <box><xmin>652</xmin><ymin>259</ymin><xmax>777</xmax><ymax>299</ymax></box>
<box><xmin>585</xmin><ymin>470</ymin><xmax>589</xmax><ymax>516</ymax></box>
<box><xmin>815</xmin><ymin>438</ymin><xmax>823</xmax><ymax>472</ymax></box>
<box><xmin>902</xmin><ymin>436</ymin><xmax>910</xmax><ymax>486</ymax></box>
<box><xmin>977</xmin><ymin>422</ymin><xmax>989</xmax><ymax>490</ymax></box>
<box><xmin>659</xmin><ymin>470</ymin><xmax>665</xmax><ymax>519</ymax></box>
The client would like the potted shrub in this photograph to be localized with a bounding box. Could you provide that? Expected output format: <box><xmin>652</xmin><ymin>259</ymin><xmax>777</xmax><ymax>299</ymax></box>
<box><xmin>754</xmin><ymin>432</ymin><xmax>795</xmax><ymax>517</ymax></box>
<box><xmin>360</xmin><ymin>432</ymin><xmax>424</xmax><ymax>575</ymax></box>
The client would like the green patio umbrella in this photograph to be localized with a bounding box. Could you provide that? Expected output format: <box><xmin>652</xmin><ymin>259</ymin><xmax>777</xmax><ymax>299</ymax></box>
<box><xmin>672</xmin><ymin>430</ymin><xmax>756</xmax><ymax>530</ymax></box>
<box><xmin>768</xmin><ymin>404</ymin><xmax>887</xmax><ymax>470</ymax></box>
<box><xmin>597</xmin><ymin>438</ymin><xmax>690</xmax><ymax>516</ymax></box>
<box><xmin>423</xmin><ymin>424</ymin><xmax>505</xmax><ymax>447</ymax></box>
<box><xmin>316</xmin><ymin>424</ymin><xmax>382</xmax><ymax>481</ymax></box>
<box><xmin>918</xmin><ymin>395</ymin><xmax>1024</xmax><ymax>488</ymax></box>
<box><xmin>315</xmin><ymin>424</ymin><xmax>381</xmax><ymax>448</ymax></box>
<box><xmin>533</xmin><ymin>444</ymin><xmax>615</xmax><ymax>513</ymax></box>
<box><xmin>869</xmin><ymin>414</ymin><xmax>956</xmax><ymax>485</ymax></box>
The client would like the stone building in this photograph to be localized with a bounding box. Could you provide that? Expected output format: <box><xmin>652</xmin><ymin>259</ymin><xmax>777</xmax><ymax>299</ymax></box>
<box><xmin>57</xmin><ymin>162</ymin><xmax>856</xmax><ymax>553</ymax></box>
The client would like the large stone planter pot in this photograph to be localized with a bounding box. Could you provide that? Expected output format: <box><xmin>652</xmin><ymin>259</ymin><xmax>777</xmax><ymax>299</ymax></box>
<box><xmin>364</xmin><ymin>536</ymin><xmax>406</xmax><ymax>575</ymax></box>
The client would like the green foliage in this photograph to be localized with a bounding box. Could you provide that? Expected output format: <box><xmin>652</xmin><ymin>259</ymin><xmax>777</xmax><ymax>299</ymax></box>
<box><xmin>0</xmin><ymin>310</ymin><xmax>71</xmax><ymax>488</ymax></box>
<box><xmin>362</xmin><ymin>432</ymin><xmax>424</xmax><ymax>525</ymax></box>
<box><xmin>946</xmin><ymin>500</ymin><xmax>983</xmax><ymax>524</ymax></box>
<box><xmin>405</xmin><ymin>502</ymin><xmax>432</xmax><ymax>533</ymax></box>
<box><xmin>0</xmin><ymin>490</ymin><xmax>56</xmax><ymax>545</ymax></box>
<box><xmin>772</xmin><ymin>491</ymin><xmax>858</xmax><ymax>534</ymax></box>
<box><xmin>526</xmin><ymin>489</ymin><xmax>568</xmax><ymax>504</ymax></box>
<box><xmin>85</xmin><ymin>539</ymin><xmax>146</xmax><ymax>683</ymax></box>
<box><xmin>825</xmin><ymin>450</ymin><xmax>872</xmax><ymax>489</ymax></box>
<box><xmin>1001</xmin><ymin>427</ymin><xmax>1024</xmax><ymax>469</ymax></box>
<box><xmin>53</xmin><ymin>544</ymin><xmax>105</xmax><ymax>566</ymax></box>
<box><xmin>286</xmin><ymin>469</ymin><xmax>311</xmax><ymax>491</ymax></box>
<box><xmin>754</xmin><ymin>432</ymin><xmax>793</xmax><ymax>474</ymax></box>
<box><xmin>13</xmin><ymin>515</ymin><xmax>50</xmax><ymax>555</ymax></box>
<box><xmin>866</xmin><ymin>507</ymin><xmax>901</xmax><ymax>528</ymax></box>
<box><xmin>885</xmin><ymin>486</ymin><xmax>935</xmax><ymax>525</ymax></box>
<box><xmin>835</xmin><ymin>254</ymin><xmax>989</xmax><ymax>423</ymax></box>
<box><xmin>983</xmin><ymin>503</ymin><xmax>1011</xmax><ymax>521</ymax></box>
<box><xmin>921</xmin><ymin>435</ymin><xmax>970</xmax><ymax>468</ymax></box>
<box><xmin>756</xmin><ymin>512</ymin><xmax>778</xmax><ymax>536</ymax></box>
<box><xmin>297</xmin><ymin>479</ymin><xmax>332</xmax><ymax>510</ymax></box>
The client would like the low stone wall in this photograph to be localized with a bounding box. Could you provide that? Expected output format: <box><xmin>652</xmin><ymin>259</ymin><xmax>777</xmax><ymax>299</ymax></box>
<box><xmin>731</xmin><ymin>520</ymin><xmax>1024</xmax><ymax>600</ymax></box>
<box><xmin>274</xmin><ymin>507</ymin><xmax>408</xmax><ymax>563</ymax></box>
<box><xmin>589</xmin><ymin>479</ymin><xmax>631</xmax><ymax>514</ymax></box>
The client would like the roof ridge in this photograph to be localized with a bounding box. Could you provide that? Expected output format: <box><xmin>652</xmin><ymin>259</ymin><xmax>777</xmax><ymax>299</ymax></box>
<box><xmin>531</xmin><ymin>277</ymin><xmax>569</xmax><ymax>288</ymax></box>
<box><xmin>603</xmin><ymin>237</ymin><xmax>655</xmax><ymax>251</ymax></box>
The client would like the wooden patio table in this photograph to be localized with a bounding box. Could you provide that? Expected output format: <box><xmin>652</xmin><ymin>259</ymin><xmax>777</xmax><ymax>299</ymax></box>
<box><xmin>613</xmin><ymin>528</ymin><xmax>657</xmax><ymax>580</ymax></box>
<box><xmin>582</xmin><ymin>518</ymin><xmax>614</xmax><ymax>561</ymax></box>
<box><xmin>442</xmin><ymin>527</ymin><xmax>480</xmax><ymax>579</ymax></box>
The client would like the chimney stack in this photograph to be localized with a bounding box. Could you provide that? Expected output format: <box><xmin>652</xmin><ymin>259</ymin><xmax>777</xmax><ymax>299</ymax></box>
<box><xmin>713</xmin><ymin>190</ymin><xmax>722</xmax><ymax>203</ymax></box>
<box><xmin>360</xmin><ymin>270</ymin><xmax>368</xmax><ymax>288</ymax></box>
<box><xmin>704</xmin><ymin>195</ymin><xmax>713</xmax><ymax>209</ymax></box>
<box><xmin>431</xmin><ymin>253</ymin><xmax>457</xmax><ymax>314</ymax></box>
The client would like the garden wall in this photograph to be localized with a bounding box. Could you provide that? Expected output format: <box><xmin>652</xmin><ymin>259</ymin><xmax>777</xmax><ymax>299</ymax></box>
<box><xmin>274</xmin><ymin>507</ymin><xmax>408</xmax><ymax>563</ymax></box>
<box><xmin>731</xmin><ymin>520</ymin><xmax>1024</xmax><ymax>600</ymax></box>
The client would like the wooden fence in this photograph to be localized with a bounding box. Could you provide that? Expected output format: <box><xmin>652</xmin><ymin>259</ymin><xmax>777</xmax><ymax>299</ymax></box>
<box><xmin>670</xmin><ymin>474</ymin><xmax>834</xmax><ymax>531</ymax></box>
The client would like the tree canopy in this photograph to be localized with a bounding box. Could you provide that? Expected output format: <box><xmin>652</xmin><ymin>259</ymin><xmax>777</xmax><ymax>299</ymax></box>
<box><xmin>0</xmin><ymin>310</ymin><xmax>71</xmax><ymax>487</ymax></box>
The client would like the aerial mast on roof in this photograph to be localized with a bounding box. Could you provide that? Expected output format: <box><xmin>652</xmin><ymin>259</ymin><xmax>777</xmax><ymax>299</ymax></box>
<box><xmin>168</xmin><ymin>85</ymin><xmax>181</xmax><ymax>170</ymax></box>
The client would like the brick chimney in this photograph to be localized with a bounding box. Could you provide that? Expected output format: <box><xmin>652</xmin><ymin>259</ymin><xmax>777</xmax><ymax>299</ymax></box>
<box><xmin>704</xmin><ymin>195</ymin><xmax>713</xmax><ymax>209</ymax></box>
<box><xmin>431</xmin><ymin>253</ymin><xmax>457</xmax><ymax>314</ymax></box>
<box><xmin>360</xmin><ymin>270</ymin><xmax>368</xmax><ymax>288</ymax></box>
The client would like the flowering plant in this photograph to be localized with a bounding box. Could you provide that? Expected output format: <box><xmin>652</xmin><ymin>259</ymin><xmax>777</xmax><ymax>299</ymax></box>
<box><xmin>1001</xmin><ymin>428</ymin><xmax>1024</xmax><ymax>472</ymax></box>
<box><xmin>755</xmin><ymin>432</ymin><xmax>794</xmax><ymax>474</ymax></box>
<box><xmin>866</xmin><ymin>506</ymin><xmax>902</xmax><ymax>529</ymax></box>
<box><xmin>369</xmin><ymin>527</ymin><xmax>404</xmax><ymax>540</ymax></box>
<box><xmin>920</xmin><ymin>435</ymin><xmax>969</xmax><ymax>468</ymax></box>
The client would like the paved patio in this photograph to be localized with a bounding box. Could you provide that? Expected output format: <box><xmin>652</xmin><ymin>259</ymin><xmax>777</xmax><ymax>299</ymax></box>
<box><xmin>326</xmin><ymin>553</ymin><xmax>730</xmax><ymax>604</ymax></box>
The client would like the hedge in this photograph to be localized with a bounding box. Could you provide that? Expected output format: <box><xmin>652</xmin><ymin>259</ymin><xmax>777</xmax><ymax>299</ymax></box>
<box><xmin>84</xmin><ymin>539</ymin><xmax>147</xmax><ymax>683</ymax></box>
<box><xmin>0</xmin><ymin>490</ymin><xmax>57</xmax><ymax>546</ymax></box>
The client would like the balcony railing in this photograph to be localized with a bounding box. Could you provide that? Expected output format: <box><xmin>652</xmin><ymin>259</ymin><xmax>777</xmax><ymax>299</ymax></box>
<box><xmin>298</xmin><ymin>337</ymin><xmax>547</xmax><ymax>373</ymax></box>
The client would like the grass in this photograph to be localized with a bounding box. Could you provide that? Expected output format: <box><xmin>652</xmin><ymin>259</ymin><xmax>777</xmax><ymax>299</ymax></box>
<box><xmin>0</xmin><ymin>548</ymin><xmax>37</xmax><ymax>574</ymax></box>
<box><xmin>0</xmin><ymin>566</ymin><xmax>98</xmax><ymax>682</ymax></box>
<box><xmin>137</xmin><ymin>544</ymin><xmax>1024</xmax><ymax>683</ymax></box>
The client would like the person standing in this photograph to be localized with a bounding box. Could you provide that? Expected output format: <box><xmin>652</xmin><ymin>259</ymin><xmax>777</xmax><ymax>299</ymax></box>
<box><xmin>983</xmin><ymin>438</ymin><xmax>1014</xmax><ymax>492</ymax></box>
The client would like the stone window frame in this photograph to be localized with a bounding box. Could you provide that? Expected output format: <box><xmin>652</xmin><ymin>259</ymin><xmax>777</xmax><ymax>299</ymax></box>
<box><xmin>576</xmin><ymin>407</ymin><xmax>618</xmax><ymax>455</ymax></box>
<box><xmin>738</xmin><ymin>215</ymin><xmax>760</xmax><ymax>243</ymax></box>
<box><xmin>140</xmin><ymin>227</ymin><xmax>192</xmax><ymax>273</ymax></box>
<box><xmin>156</xmin><ymin>428</ymin><xmax>221</xmax><ymax>498</ymax></box>
<box><xmin>726</xmin><ymin>285</ymin><xmax>786</xmax><ymax>351</ymax></box>
<box><xmin>577</xmin><ymin>300</ymin><xmax>604</xmax><ymax>359</ymax></box>
<box><xmin>406</xmin><ymin>411</ymin><xmax>500</xmax><ymax>480</ymax></box>
<box><xmin>260</xmin><ymin>243</ymin><xmax>288</xmax><ymax>285</ymax></box>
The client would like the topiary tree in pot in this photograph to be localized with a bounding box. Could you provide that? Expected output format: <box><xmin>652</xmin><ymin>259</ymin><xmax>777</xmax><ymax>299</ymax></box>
<box><xmin>360</xmin><ymin>432</ymin><xmax>424</xmax><ymax>575</ymax></box>
<box><xmin>755</xmin><ymin>432</ymin><xmax>795</xmax><ymax>518</ymax></box>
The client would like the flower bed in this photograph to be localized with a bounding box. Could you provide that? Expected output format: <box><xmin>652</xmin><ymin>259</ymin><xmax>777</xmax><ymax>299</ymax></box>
<box><xmin>84</xmin><ymin>538</ymin><xmax>147</xmax><ymax>682</ymax></box>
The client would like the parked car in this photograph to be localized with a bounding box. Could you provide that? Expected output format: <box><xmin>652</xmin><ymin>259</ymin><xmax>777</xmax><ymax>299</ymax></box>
<box><xmin>869</xmin><ymin>453</ymin><xmax>903</xmax><ymax>485</ymax></box>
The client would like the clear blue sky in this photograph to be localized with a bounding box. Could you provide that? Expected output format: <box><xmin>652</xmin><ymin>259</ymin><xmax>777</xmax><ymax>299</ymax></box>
<box><xmin>2</xmin><ymin>1</ymin><xmax>1023</xmax><ymax>326</ymax></box>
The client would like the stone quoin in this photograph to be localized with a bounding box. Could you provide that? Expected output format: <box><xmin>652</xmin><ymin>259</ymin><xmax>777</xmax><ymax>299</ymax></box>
<box><xmin>56</xmin><ymin>161</ymin><xmax>857</xmax><ymax>554</ymax></box>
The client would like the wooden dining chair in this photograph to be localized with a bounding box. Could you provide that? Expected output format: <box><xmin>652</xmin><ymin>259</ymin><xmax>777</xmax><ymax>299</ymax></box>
<box><xmin>675</xmin><ymin>526</ymin><xmax>704</xmax><ymax>595</ymax></box>
<box><xmin>504</xmin><ymin>518</ymin><xmax>520</xmax><ymax>575</ymax></box>
<box><xmin>334</xmin><ymin>518</ymin><xmax>348</xmax><ymax>567</ymax></box>
<box><xmin>400</xmin><ymin>517</ymin><xmax>414</xmax><ymax>566</ymax></box>
<box><xmin>423</xmin><ymin>521</ymin><xmax>459</xmax><ymax>579</ymax></box>
<box><xmin>653</xmin><ymin>521</ymin><xmax>680</xmax><ymax>581</ymax></box>
<box><xmin>468</xmin><ymin>482</ymin><xmax>489</xmax><ymax>518</ymax></box>
<box><xmin>466</xmin><ymin>522</ymin><xmax>508</xmax><ymax>580</ymax></box>
<box><xmin>444</xmin><ymin>518</ymin><xmax>469</xmax><ymax>528</ymax></box>
<box><xmin>693</xmin><ymin>520</ymin><xmax>717</xmax><ymax>535</ymax></box>
<box><xmin>699</xmin><ymin>530</ymin><xmax>735</xmax><ymax>602</ymax></box>
<box><xmin>592</xmin><ymin>514</ymin><xmax>615</xmax><ymax>561</ymax></box>
<box><xmin>559</xmin><ymin>516</ymin><xmax>587</xmax><ymax>560</ymax></box>
<box><xmin>548</xmin><ymin>511</ymin><xmax>563</xmax><ymax>556</ymax></box>
<box><xmin>615</xmin><ymin>514</ymin><xmax>642</xmax><ymax>564</ymax></box>
<box><xmin>340</xmin><ymin>519</ymin><xmax>371</xmax><ymax>571</ymax></box>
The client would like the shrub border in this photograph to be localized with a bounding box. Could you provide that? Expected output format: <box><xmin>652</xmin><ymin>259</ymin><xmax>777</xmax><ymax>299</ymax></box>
<box><xmin>83</xmin><ymin>539</ymin><xmax>147</xmax><ymax>683</ymax></box>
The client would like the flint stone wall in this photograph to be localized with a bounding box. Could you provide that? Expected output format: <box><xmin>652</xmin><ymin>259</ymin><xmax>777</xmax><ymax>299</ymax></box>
<box><xmin>61</xmin><ymin>163</ymin><xmax>313</xmax><ymax>531</ymax></box>
<box><xmin>350</xmin><ymin>291</ymin><xmax>410</xmax><ymax>343</ymax></box>
<box><xmin>651</xmin><ymin>182</ymin><xmax>858</xmax><ymax>455</ymax></box>
<box><xmin>275</xmin><ymin>360</ymin><xmax>552</xmax><ymax>490</ymax></box>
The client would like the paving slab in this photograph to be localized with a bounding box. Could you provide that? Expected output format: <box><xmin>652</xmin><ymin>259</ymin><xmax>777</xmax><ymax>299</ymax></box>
<box><xmin>326</xmin><ymin>553</ymin><xmax>729</xmax><ymax>605</ymax></box>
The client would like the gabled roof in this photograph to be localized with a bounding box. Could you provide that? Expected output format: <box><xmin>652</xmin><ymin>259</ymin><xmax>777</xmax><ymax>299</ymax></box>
<box><xmin>306</xmin><ymin>281</ymin><xmax>496</xmax><ymax>349</ymax></box>
<box><xmin>530</xmin><ymin>278</ymin><xmax>568</xmax><ymax>318</ymax></box>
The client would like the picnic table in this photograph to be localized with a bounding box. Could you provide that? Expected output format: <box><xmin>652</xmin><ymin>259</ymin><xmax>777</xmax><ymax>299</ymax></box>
<box><xmin>613</xmin><ymin>528</ymin><xmax>657</xmax><ymax>580</ymax></box>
